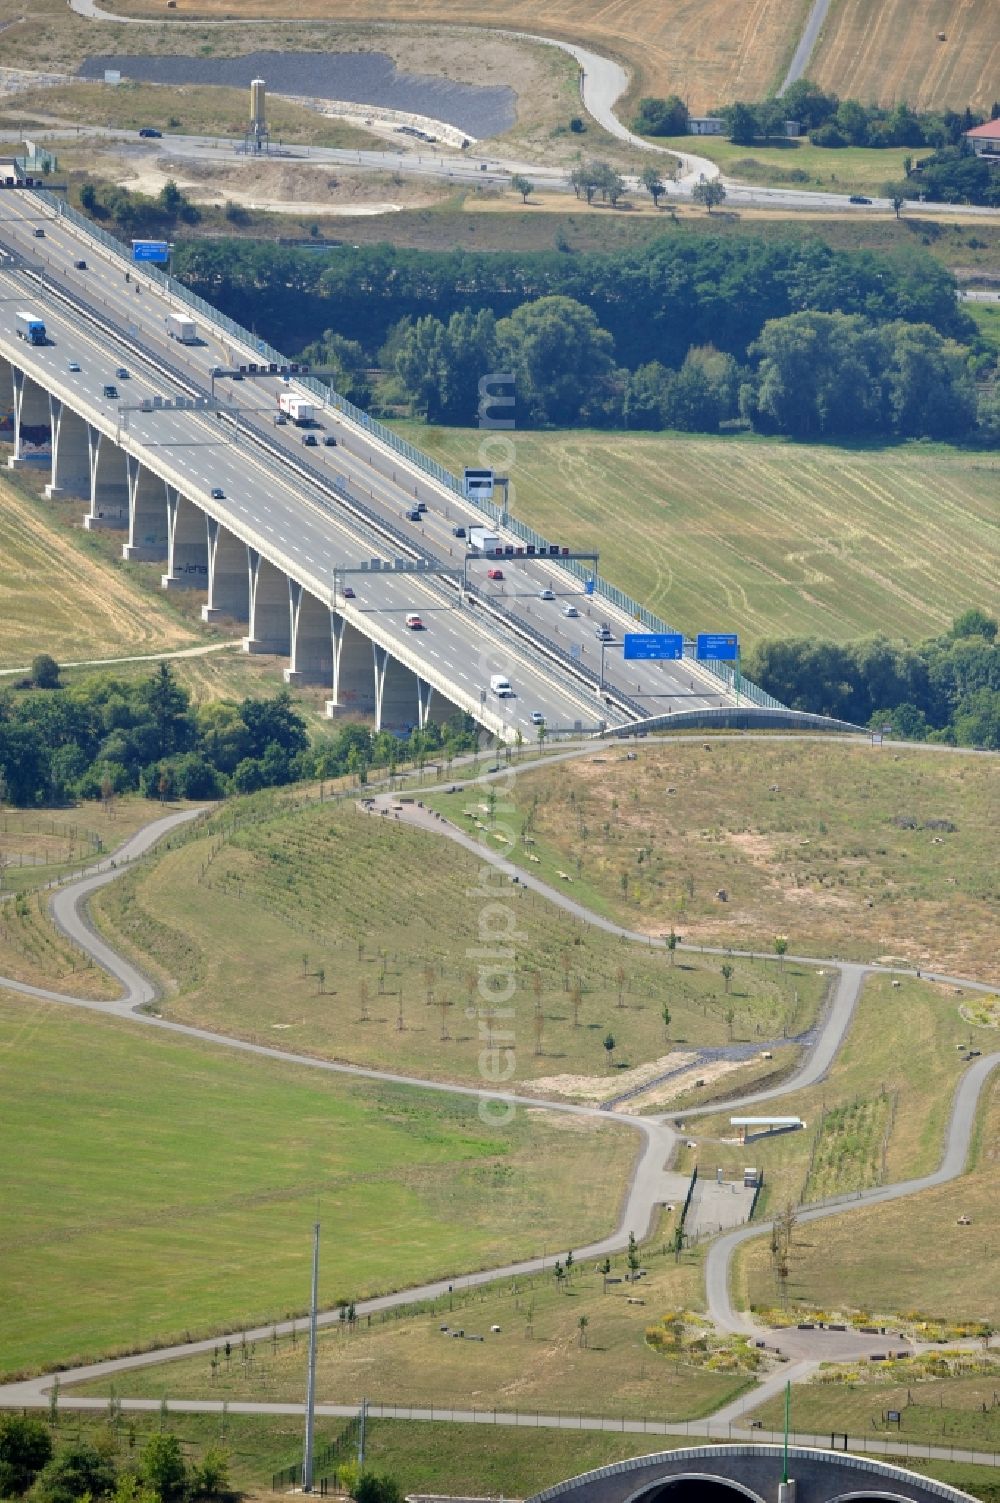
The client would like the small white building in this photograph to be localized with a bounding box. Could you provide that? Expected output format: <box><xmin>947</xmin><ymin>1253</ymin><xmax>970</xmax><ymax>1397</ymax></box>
<box><xmin>688</xmin><ymin>117</ymin><xmax>725</xmax><ymax>136</ymax></box>
<box><xmin>963</xmin><ymin>120</ymin><xmax>1000</xmax><ymax>157</ymax></box>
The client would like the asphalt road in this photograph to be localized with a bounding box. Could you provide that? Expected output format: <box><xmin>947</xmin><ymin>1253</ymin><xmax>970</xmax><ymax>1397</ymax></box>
<box><xmin>778</xmin><ymin>0</ymin><xmax>833</xmax><ymax>95</ymax></box>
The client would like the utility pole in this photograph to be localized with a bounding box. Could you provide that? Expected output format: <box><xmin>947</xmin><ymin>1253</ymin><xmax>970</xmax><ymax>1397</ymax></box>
<box><xmin>358</xmin><ymin>1396</ymin><xmax>367</xmax><ymax>1469</ymax></box>
<box><xmin>302</xmin><ymin>1222</ymin><xmax>320</xmax><ymax>1493</ymax></box>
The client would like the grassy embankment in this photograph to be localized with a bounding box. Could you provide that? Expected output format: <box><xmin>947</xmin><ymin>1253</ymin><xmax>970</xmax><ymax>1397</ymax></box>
<box><xmin>88</xmin><ymin>793</ymin><xmax>827</xmax><ymax>1095</ymax></box>
<box><xmin>394</xmin><ymin>426</ymin><xmax>1000</xmax><ymax>651</ymax></box>
<box><xmin>43</xmin><ymin>1412</ymin><xmax>1000</xmax><ymax>1503</ymax></box>
<box><xmin>0</xmin><ymin>990</ymin><xmax>637</xmax><ymax>1377</ymax></box>
<box><xmin>441</xmin><ymin>741</ymin><xmax>1000</xmax><ymax>982</ymax></box>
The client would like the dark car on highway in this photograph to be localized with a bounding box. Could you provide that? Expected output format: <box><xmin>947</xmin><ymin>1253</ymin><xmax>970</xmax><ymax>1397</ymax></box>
<box><xmin>138</xmin><ymin>128</ymin><xmax>163</xmax><ymax>139</ymax></box>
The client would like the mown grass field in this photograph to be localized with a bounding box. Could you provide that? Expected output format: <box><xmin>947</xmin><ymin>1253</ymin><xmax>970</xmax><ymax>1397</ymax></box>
<box><xmin>735</xmin><ymin>1069</ymin><xmax>1000</xmax><ymax>1324</ymax></box>
<box><xmin>652</xmin><ymin>135</ymin><xmax>914</xmax><ymax>197</ymax></box>
<box><xmin>0</xmin><ymin>474</ymin><xmax>202</xmax><ymax>668</ymax></box>
<box><xmin>72</xmin><ymin>1223</ymin><xmax>756</xmax><ymax>1423</ymax></box>
<box><xmin>747</xmin><ymin>1361</ymin><xmax>1000</xmax><ymax>1452</ymax></box>
<box><xmin>0</xmin><ymin>991</ymin><xmax>637</xmax><ymax>1377</ymax></box>
<box><xmin>810</xmin><ymin>0</ymin><xmax>1000</xmax><ymax>114</ymax></box>
<box><xmin>493</xmin><ymin>741</ymin><xmax>1000</xmax><ymax>982</ymax></box>
<box><xmin>395</xmin><ymin>426</ymin><xmax>1000</xmax><ymax>650</ymax></box>
<box><xmin>89</xmin><ymin>793</ymin><xmax>826</xmax><ymax>1097</ymax></box>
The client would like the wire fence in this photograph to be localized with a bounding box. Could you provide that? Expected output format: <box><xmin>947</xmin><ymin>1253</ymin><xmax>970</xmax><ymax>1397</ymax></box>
<box><xmin>40</xmin><ymin>192</ymin><xmax>783</xmax><ymax>713</ymax></box>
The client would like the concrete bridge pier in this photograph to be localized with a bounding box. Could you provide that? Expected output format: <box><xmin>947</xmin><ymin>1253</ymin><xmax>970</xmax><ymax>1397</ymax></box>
<box><xmin>162</xmin><ymin>489</ymin><xmax>209</xmax><ymax>589</ymax></box>
<box><xmin>45</xmin><ymin>396</ymin><xmax>91</xmax><ymax>498</ymax></box>
<box><xmin>7</xmin><ymin>367</ymin><xmax>51</xmax><ymax>470</ymax></box>
<box><xmin>0</xmin><ymin>356</ymin><xmax>13</xmax><ymax>439</ymax></box>
<box><xmin>417</xmin><ymin>678</ymin><xmax>437</xmax><ymax>730</ymax></box>
<box><xmin>123</xmin><ymin>456</ymin><xmax>168</xmax><ymax>562</ymax></box>
<box><xmin>284</xmin><ymin>582</ymin><xmax>333</xmax><ymax>686</ymax></box>
<box><xmin>202</xmin><ymin>518</ymin><xmax>249</xmax><ymax>624</ymax></box>
<box><xmin>84</xmin><ymin>428</ymin><xmax>128</xmax><ymax>530</ymax></box>
<box><xmin>243</xmin><ymin>548</ymin><xmax>291</xmax><ymax>656</ymax></box>
<box><xmin>373</xmin><ymin>644</ymin><xmax>420</xmax><ymax>733</ymax></box>
<box><xmin>326</xmin><ymin>615</ymin><xmax>377</xmax><ymax>717</ymax></box>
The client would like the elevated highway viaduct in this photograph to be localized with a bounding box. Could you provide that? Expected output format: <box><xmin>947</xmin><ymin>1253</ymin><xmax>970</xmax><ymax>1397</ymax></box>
<box><xmin>0</xmin><ymin>189</ymin><xmax>778</xmax><ymax>736</ymax></box>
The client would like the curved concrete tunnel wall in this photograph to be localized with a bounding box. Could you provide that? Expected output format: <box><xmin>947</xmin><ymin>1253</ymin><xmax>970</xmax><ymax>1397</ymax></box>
<box><xmin>530</xmin><ymin>1446</ymin><xmax>980</xmax><ymax>1503</ymax></box>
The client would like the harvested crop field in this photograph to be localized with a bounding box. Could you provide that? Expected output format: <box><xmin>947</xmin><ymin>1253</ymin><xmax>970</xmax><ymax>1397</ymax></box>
<box><xmin>809</xmin><ymin>0</ymin><xmax>1000</xmax><ymax>113</ymax></box>
<box><xmin>0</xmin><ymin>475</ymin><xmax>200</xmax><ymax>668</ymax></box>
<box><xmin>397</xmin><ymin>426</ymin><xmax>1000</xmax><ymax>650</ymax></box>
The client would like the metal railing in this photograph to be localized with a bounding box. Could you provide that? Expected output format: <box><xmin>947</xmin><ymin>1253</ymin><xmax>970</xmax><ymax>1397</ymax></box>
<box><xmin>40</xmin><ymin>192</ymin><xmax>783</xmax><ymax>712</ymax></box>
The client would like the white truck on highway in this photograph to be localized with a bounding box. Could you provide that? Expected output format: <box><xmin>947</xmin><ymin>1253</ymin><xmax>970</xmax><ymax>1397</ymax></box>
<box><xmin>278</xmin><ymin>393</ymin><xmax>315</xmax><ymax>426</ymax></box>
<box><xmin>469</xmin><ymin>527</ymin><xmax>501</xmax><ymax>553</ymax></box>
<box><xmin>166</xmin><ymin>312</ymin><xmax>198</xmax><ymax>344</ymax></box>
<box><xmin>490</xmin><ymin>674</ymin><xmax>514</xmax><ymax>698</ymax></box>
<box><xmin>15</xmin><ymin>310</ymin><xmax>46</xmax><ymax>345</ymax></box>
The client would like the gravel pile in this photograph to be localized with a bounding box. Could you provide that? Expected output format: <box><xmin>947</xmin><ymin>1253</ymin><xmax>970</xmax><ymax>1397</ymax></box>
<box><xmin>78</xmin><ymin>50</ymin><xmax>516</xmax><ymax>137</ymax></box>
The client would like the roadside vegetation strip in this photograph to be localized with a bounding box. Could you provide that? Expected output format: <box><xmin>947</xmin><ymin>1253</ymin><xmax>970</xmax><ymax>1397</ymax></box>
<box><xmin>0</xmin><ymin>476</ymin><xmax>201</xmax><ymax>667</ymax></box>
<box><xmin>395</xmin><ymin>426</ymin><xmax>999</xmax><ymax>652</ymax></box>
<box><xmin>86</xmin><ymin>797</ymin><xmax>828</xmax><ymax>1093</ymax></box>
<box><xmin>0</xmin><ymin>990</ymin><xmax>637</xmax><ymax>1380</ymax></box>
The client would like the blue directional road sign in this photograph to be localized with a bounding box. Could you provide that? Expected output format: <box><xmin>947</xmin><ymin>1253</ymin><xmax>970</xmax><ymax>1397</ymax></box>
<box><xmin>624</xmin><ymin>632</ymin><xmax>684</xmax><ymax>661</ymax></box>
<box><xmin>584</xmin><ymin>577</ymin><xmax>596</xmax><ymax>595</ymax></box>
<box><xmin>697</xmin><ymin>632</ymin><xmax>739</xmax><ymax>661</ymax></box>
<box><xmin>132</xmin><ymin>239</ymin><xmax>170</xmax><ymax>263</ymax></box>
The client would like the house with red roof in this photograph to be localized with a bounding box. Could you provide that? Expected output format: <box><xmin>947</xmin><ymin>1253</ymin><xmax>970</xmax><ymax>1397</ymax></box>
<box><xmin>963</xmin><ymin>120</ymin><xmax>1000</xmax><ymax>158</ymax></box>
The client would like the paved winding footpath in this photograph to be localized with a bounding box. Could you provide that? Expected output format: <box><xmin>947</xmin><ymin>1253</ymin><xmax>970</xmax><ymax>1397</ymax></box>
<box><xmin>0</xmin><ymin>765</ymin><xmax>997</xmax><ymax>1439</ymax></box>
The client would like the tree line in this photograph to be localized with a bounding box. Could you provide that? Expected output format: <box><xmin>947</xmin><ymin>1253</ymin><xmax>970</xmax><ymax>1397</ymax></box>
<box><xmin>632</xmin><ymin>83</ymin><xmax>1000</xmax><ymax>207</ymax></box>
<box><xmin>171</xmin><ymin>233</ymin><xmax>972</xmax><ymax>376</ymax></box>
<box><xmin>723</xmin><ymin>82</ymin><xmax>994</xmax><ymax>152</ymax></box>
<box><xmin>382</xmin><ymin>301</ymin><xmax>992</xmax><ymax>440</ymax></box>
<box><xmin>0</xmin><ymin>1413</ymin><xmax>226</xmax><ymax>1503</ymax></box>
<box><xmin>632</xmin><ymin>83</ymin><xmax>996</xmax><ymax>151</ymax></box>
<box><xmin>745</xmin><ymin>610</ymin><xmax>1000</xmax><ymax>748</ymax></box>
<box><xmin>0</xmin><ymin>664</ymin><xmax>479</xmax><ymax>809</ymax></box>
